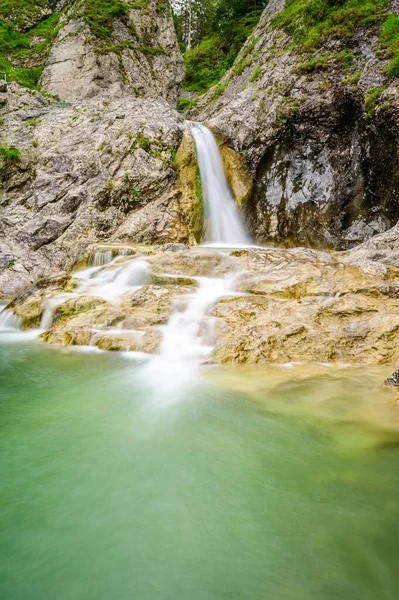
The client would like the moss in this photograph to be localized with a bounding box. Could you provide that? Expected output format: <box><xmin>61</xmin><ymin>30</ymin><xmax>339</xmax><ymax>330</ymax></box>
<box><xmin>379</xmin><ymin>14</ymin><xmax>399</xmax><ymax>78</ymax></box>
<box><xmin>272</xmin><ymin>0</ymin><xmax>390</xmax><ymax>53</ymax></box>
<box><xmin>250</xmin><ymin>65</ymin><xmax>262</xmax><ymax>82</ymax></box>
<box><xmin>297</xmin><ymin>54</ymin><xmax>330</xmax><ymax>73</ymax></box>
<box><xmin>135</xmin><ymin>134</ymin><xmax>151</xmax><ymax>152</ymax></box>
<box><xmin>0</xmin><ymin>145</ymin><xmax>21</xmax><ymax>162</ymax></box>
<box><xmin>210</xmin><ymin>81</ymin><xmax>228</xmax><ymax>103</ymax></box>
<box><xmin>342</xmin><ymin>70</ymin><xmax>360</xmax><ymax>84</ymax></box>
<box><xmin>335</xmin><ymin>49</ymin><xmax>353</xmax><ymax>70</ymax></box>
<box><xmin>177</xmin><ymin>97</ymin><xmax>197</xmax><ymax>111</ymax></box>
<box><xmin>365</xmin><ymin>86</ymin><xmax>385</xmax><ymax>117</ymax></box>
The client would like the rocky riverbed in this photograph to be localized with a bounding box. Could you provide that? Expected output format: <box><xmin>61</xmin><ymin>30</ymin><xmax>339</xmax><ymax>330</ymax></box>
<box><xmin>3</xmin><ymin>242</ymin><xmax>399</xmax><ymax>371</ymax></box>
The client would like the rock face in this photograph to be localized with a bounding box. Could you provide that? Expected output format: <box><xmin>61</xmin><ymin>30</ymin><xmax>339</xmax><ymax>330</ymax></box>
<box><xmin>0</xmin><ymin>83</ymin><xmax>189</xmax><ymax>298</ymax></box>
<box><xmin>40</xmin><ymin>0</ymin><xmax>185</xmax><ymax>105</ymax></box>
<box><xmin>0</xmin><ymin>0</ymin><xmax>70</xmax><ymax>32</ymax></box>
<box><xmin>193</xmin><ymin>0</ymin><xmax>399</xmax><ymax>250</ymax></box>
<box><xmin>6</xmin><ymin>243</ymin><xmax>399</xmax><ymax>367</ymax></box>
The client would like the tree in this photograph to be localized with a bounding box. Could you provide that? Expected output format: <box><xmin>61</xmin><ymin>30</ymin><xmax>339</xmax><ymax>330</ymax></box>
<box><xmin>171</xmin><ymin>0</ymin><xmax>215</xmax><ymax>49</ymax></box>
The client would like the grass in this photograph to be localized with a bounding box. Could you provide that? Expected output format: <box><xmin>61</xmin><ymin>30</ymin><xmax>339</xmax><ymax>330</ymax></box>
<box><xmin>177</xmin><ymin>97</ymin><xmax>197</xmax><ymax>111</ymax></box>
<box><xmin>250</xmin><ymin>65</ymin><xmax>262</xmax><ymax>82</ymax></box>
<box><xmin>297</xmin><ymin>54</ymin><xmax>330</xmax><ymax>73</ymax></box>
<box><xmin>0</xmin><ymin>0</ymin><xmax>49</xmax><ymax>31</ymax></box>
<box><xmin>0</xmin><ymin>8</ymin><xmax>66</xmax><ymax>89</ymax></box>
<box><xmin>79</xmin><ymin>0</ymin><xmax>128</xmax><ymax>40</ymax></box>
<box><xmin>272</xmin><ymin>0</ymin><xmax>390</xmax><ymax>53</ymax></box>
<box><xmin>335</xmin><ymin>49</ymin><xmax>353</xmax><ymax>70</ymax></box>
<box><xmin>210</xmin><ymin>82</ymin><xmax>228</xmax><ymax>103</ymax></box>
<box><xmin>365</xmin><ymin>86</ymin><xmax>385</xmax><ymax>117</ymax></box>
<box><xmin>379</xmin><ymin>14</ymin><xmax>399</xmax><ymax>77</ymax></box>
<box><xmin>0</xmin><ymin>145</ymin><xmax>21</xmax><ymax>162</ymax></box>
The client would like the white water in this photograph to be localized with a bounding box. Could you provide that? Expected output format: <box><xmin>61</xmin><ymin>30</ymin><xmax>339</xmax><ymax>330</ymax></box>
<box><xmin>1</xmin><ymin>128</ymin><xmax>251</xmax><ymax>382</ymax></box>
<box><xmin>189</xmin><ymin>122</ymin><xmax>250</xmax><ymax>246</ymax></box>
<box><xmin>74</xmin><ymin>257</ymin><xmax>148</xmax><ymax>302</ymax></box>
<box><xmin>141</xmin><ymin>275</ymin><xmax>239</xmax><ymax>401</ymax></box>
<box><xmin>0</xmin><ymin>249</ymin><xmax>148</xmax><ymax>344</ymax></box>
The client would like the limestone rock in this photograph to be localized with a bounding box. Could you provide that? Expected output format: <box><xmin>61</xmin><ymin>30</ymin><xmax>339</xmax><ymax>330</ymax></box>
<box><xmin>0</xmin><ymin>84</ymin><xmax>188</xmax><ymax>299</ymax></box>
<box><xmin>40</xmin><ymin>0</ymin><xmax>185</xmax><ymax>105</ymax></box>
<box><xmin>193</xmin><ymin>0</ymin><xmax>399</xmax><ymax>250</ymax></box>
<box><xmin>7</xmin><ymin>245</ymin><xmax>399</xmax><ymax>368</ymax></box>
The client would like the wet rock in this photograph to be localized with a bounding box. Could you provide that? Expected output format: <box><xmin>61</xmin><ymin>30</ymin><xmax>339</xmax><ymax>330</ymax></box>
<box><xmin>383</xmin><ymin>368</ymin><xmax>399</xmax><ymax>388</ymax></box>
<box><xmin>6</xmin><ymin>245</ymin><xmax>399</xmax><ymax>369</ymax></box>
<box><xmin>0</xmin><ymin>84</ymin><xmax>186</xmax><ymax>298</ymax></box>
<box><xmin>193</xmin><ymin>0</ymin><xmax>399</xmax><ymax>249</ymax></box>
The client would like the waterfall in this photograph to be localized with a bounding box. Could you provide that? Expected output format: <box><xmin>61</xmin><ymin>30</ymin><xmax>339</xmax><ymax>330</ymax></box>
<box><xmin>189</xmin><ymin>122</ymin><xmax>250</xmax><ymax>246</ymax></box>
<box><xmin>141</xmin><ymin>275</ymin><xmax>238</xmax><ymax>401</ymax></box>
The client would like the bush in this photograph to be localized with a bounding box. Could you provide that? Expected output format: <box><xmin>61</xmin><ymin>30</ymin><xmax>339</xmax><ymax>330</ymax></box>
<box><xmin>272</xmin><ymin>0</ymin><xmax>390</xmax><ymax>52</ymax></box>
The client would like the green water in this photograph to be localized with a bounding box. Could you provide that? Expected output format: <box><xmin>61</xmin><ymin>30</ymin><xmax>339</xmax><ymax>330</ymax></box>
<box><xmin>1</xmin><ymin>343</ymin><xmax>399</xmax><ymax>600</ymax></box>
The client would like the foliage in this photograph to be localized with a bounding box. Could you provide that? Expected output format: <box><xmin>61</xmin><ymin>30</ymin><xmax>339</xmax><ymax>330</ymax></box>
<box><xmin>365</xmin><ymin>86</ymin><xmax>385</xmax><ymax>117</ymax></box>
<box><xmin>272</xmin><ymin>0</ymin><xmax>390</xmax><ymax>52</ymax></box>
<box><xmin>379</xmin><ymin>14</ymin><xmax>399</xmax><ymax>77</ymax></box>
<box><xmin>181</xmin><ymin>7</ymin><xmax>264</xmax><ymax>94</ymax></box>
<box><xmin>0</xmin><ymin>145</ymin><xmax>21</xmax><ymax>162</ymax></box>
<box><xmin>0</xmin><ymin>8</ymin><xmax>65</xmax><ymax>89</ymax></box>
<box><xmin>177</xmin><ymin>96</ymin><xmax>197</xmax><ymax>110</ymax></box>
<box><xmin>80</xmin><ymin>0</ymin><xmax>129</xmax><ymax>40</ymax></box>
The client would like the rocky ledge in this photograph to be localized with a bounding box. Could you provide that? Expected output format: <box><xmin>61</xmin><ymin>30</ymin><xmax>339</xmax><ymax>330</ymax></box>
<box><xmin>4</xmin><ymin>242</ymin><xmax>399</xmax><ymax>369</ymax></box>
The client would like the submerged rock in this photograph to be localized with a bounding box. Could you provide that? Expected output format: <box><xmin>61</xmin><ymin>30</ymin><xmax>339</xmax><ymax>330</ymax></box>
<box><xmin>383</xmin><ymin>368</ymin><xmax>399</xmax><ymax>389</ymax></box>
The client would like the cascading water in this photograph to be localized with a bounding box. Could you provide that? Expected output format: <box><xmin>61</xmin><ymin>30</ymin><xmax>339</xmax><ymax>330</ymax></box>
<box><xmin>189</xmin><ymin>122</ymin><xmax>250</xmax><ymax>246</ymax></box>
<box><xmin>0</xmin><ymin>125</ymin><xmax>250</xmax><ymax>381</ymax></box>
<box><xmin>142</xmin><ymin>124</ymin><xmax>250</xmax><ymax>398</ymax></box>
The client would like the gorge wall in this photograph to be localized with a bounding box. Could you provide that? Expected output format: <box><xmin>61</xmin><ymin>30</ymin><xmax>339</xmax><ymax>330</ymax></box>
<box><xmin>0</xmin><ymin>0</ymin><xmax>192</xmax><ymax>298</ymax></box>
<box><xmin>194</xmin><ymin>0</ymin><xmax>399</xmax><ymax>250</ymax></box>
<box><xmin>1</xmin><ymin>0</ymin><xmax>399</xmax><ymax>299</ymax></box>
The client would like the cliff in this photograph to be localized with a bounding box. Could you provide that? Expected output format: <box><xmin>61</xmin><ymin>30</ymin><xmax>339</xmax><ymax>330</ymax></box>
<box><xmin>0</xmin><ymin>0</ymin><xmax>189</xmax><ymax>298</ymax></box>
<box><xmin>194</xmin><ymin>0</ymin><xmax>399</xmax><ymax>250</ymax></box>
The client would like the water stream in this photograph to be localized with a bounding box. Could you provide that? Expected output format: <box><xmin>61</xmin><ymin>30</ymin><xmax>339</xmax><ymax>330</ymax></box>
<box><xmin>1</xmin><ymin>125</ymin><xmax>399</xmax><ymax>598</ymax></box>
<box><xmin>189</xmin><ymin>122</ymin><xmax>250</xmax><ymax>246</ymax></box>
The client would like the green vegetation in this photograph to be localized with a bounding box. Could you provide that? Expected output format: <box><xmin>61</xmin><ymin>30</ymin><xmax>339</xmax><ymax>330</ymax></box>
<box><xmin>342</xmin><ymin>70</ymin><xmax>360</xmax><ymax>85</ymax></box>
<box><xmin>250</xmin><ymin>65</ymin><xmax>262</xmax><ymax>82</ymax></box>
<box><xmin>177</xmin><ymin>97</ymin><xmax>197</xmax><ymax>111</ymax></box>
<box><xmin>178</xmin><ymin>1</ymin><xmax>265</xmax><ymax>94</ymax></box>
<box><xmin>365</xmin><ymin>86</ymin><xmax>385</xmax><ymax>117</ymax></box>
<box><xmin>0</xmin><ymin>8</ymin><xmax>65</xmax><ymax>89</ymax></box>
<box><xmin>0</xmin><ymin>145</ymin><xmax>21</xmax><ymax>163</ymax></box>
<box><xmin>210</xmin><ymin>81</ymin><xmax>228</xmax><ymax>102</ymax></box>
<box><xmin>272</xmin><ymin>0</ymin><xmax>390</xmax><ymax>53</ymax></box>
<box><xmin>135</xmin><ymin>135</ymin><xmax>152</xmax><ymax>153</ymax></box>
<box><xmin>297</xmin><ymin>54</ymin><xmax>330</xmax><ymax>73</ymax></box>
<box><xmin>79</xmin><ymin>0</ymin><xmax>128</xmax><ymax>40</ymax></box>
<box><xmin>379</xmin><ymin>14</ymin><xmax>399</xmax><ymax>77</ymax></box>
<box><xmin>335</xmin><ymin>49</ymin><xmax>353</xmax><ymax>70</ymax></box>
<box><xmin>0</xmin><ymin>145</ymin><xmax>21</xmax><ymax>183</ymax></box>
<box><xmin>0</xmin><ymin>0</ymin><xmax>50</xmax><ymax>31</ymax></box>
